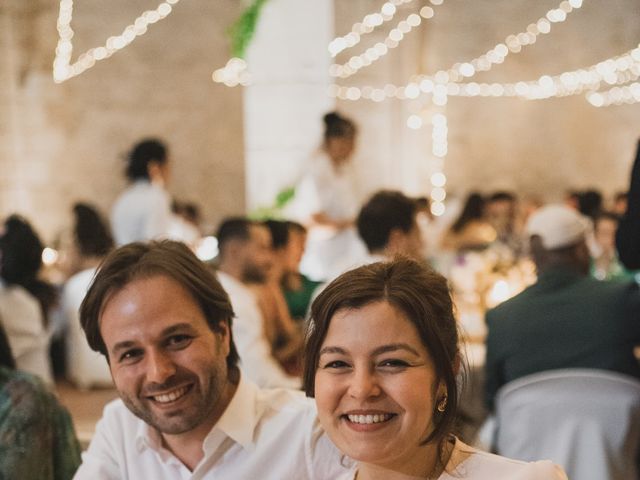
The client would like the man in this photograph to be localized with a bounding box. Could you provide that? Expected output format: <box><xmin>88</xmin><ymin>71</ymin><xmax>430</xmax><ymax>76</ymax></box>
<box><xmin>485</xmin><ymin>204</ymin><xmax>640</xmax><ymax>411</ymax></box>
<box><xmin>74</xmin><ymin>240</ymin><xmax>348</xmax><ymax>479</ymax></box>
<box><xmin>356</xmin><ymin>190</ymin><xmax>424</xmax><ymax>261</ymax></box>
<box><xmin>617</xmin><ymin>137</ymin><xmax>640</xmax><ymax>268</ymax></box>
<box><xmin>215</xmin><ymin>218</ymin><xmax>299</xmax><ymax>388</ymax></box>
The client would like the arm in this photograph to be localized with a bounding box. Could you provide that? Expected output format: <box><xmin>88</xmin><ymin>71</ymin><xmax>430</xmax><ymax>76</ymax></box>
<box><xmin>616</xmin><ymin>139</ymin><xmax>640</xmax><ymax>269</ymax></box>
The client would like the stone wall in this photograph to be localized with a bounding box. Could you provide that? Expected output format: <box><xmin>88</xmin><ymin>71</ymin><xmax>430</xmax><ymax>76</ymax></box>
<box><xmin>0</xmin><ymin>0</ymin><xmax>244</xmax><ymax>241</ymax></box>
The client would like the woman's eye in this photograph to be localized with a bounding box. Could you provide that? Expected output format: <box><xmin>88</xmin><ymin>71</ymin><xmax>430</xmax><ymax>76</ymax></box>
<box><xmin>379</xmin><ymin>359</ymin><xmax>410</xmax><ymax>368</ymax></box>
<box><xmin>322</xmin><ymin>360</ymin><xmax>350</xmax><ymax>369</ymax></box>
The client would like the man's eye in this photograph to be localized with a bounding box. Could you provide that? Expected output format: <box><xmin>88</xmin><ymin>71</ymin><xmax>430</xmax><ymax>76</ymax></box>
<box><xmin>119</xmin><ymin>349</ymin><xmax>143</xmax><ymax>363</ymax></box>
<box><xmin>167</xmin><ymin>335</ymin><xmax>193</xmax><ymax>349</ymax></box>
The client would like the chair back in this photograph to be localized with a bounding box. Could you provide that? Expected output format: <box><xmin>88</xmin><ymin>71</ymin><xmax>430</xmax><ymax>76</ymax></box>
<box><xmin>495</xmin><ymin>369</ymin><xmax>640</xmax><ymax>480</ymax></box>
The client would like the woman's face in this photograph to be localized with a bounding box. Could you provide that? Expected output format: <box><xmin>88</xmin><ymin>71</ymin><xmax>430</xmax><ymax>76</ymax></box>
<box><xmin>326</xmin><ymin>135</ymin><xmax>356</xmax><ymax>165</ymax></box>
<box><xmin>314</xmin><ymin>300</ymin><xmax>443</xmax><ymax>473</ymax></box>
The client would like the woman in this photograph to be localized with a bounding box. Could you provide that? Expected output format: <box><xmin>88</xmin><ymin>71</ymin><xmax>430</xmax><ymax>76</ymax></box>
<box><xmin>0</xmin><ymin>215</ymin><xmax>55</xmax><ymax>383</ymax></box>
<box><xmin>60</xmin><ymin>203</ymin><xmax>114</xmax><ymax>388</ymax></box>
<box><xmin>294</xmin><ymin>112</ymin><xmax>367</xmax><ymax>280</ymax></box>
<box><xmin>441</xmin><ymin>193</ymin><xmax>496</xmax><ymax>251</ymax></box>
<box><xmin>303</xmin><ymin>258</ymin><xmax>566</xmax><ymax>479</ymax></box>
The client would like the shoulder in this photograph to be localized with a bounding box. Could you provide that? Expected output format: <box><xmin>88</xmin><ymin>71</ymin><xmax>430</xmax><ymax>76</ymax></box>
<box><xmin>447</xmin><ymin>441</ymin><xmax>567</xmax><ymax>479</ymax></box>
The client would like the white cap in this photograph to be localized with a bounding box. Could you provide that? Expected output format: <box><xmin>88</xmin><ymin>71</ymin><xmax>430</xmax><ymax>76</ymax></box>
<box><xmin>526</xmin><ymin>204</ymin><xmax>588</xmax><ymax>250</ymax></box>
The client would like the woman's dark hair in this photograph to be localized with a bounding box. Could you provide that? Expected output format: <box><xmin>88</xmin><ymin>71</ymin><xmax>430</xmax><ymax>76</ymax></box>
<box><xmin>323</xmin><ymin>112</ymin><xmax>356</xmax><ymax>143</ymax></box>
<box><xmin>0</xmin><ymin>321</ymin><xmax>16</xmax><ymax>370</ymax></box>
<box><xmin>303</xmin><ymin>258</ymin><xmax>460</xmax><ymax>450</ymax></box>
<box><xmin>79</xmin><ymin>240</ymin><xmax>239</xmax><ymax>370</ymax></box>
<box><xmin>0</xmin><ymin>215</ymin><xmax>57</xmax><ymax>324</ymax></box>
<box><xmin>125</xmin><ymin>138</ymin><xmax>167</xmax><ymax>181</ymax></box>
<box><xmin>451</xmin><ymin>192</ymin><xmax>486</xmax><ymax>233</ymax></box>
<box><xmin>73</xmin><ymin>203</ymin><xmax>114</xmax><ymax>257</ymax></box>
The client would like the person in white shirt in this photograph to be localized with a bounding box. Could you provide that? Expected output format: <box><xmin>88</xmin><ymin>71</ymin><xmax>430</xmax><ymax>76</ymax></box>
<box><xmin>215</xmin><ymin>218</ymin><xmax>300</xmax><ymax>389</ymax></box>
<box><xmin>302</xmin><ymin>258</ymin><xmax>567</xmax><ymax>480</ymax></box>
<box><xmin>111</xmin><ymin>138</ymin><xmax>173</xmax><ymax>246</ymax></box>
<box><xmin>73</xmin><ymin>240</ymin><xmax>349</xmax><ymax>479</ymax></box>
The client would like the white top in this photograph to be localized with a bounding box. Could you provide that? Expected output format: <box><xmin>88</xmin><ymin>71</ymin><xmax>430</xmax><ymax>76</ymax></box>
<box><xmin>111</xmin><ymin>180</ymin><xmax>173</xmax><ymax>246</ymax></box>
<box><xmin>73</xmin><ymin>377</ymin><xmax>352</xmax><ymax>480</ymax></box>
<box><xmin>0</xmin><ymin>281</ymin><xmax>52</xmax><ymax>384</ymax></box>
<box><xmin>336</xmin><ymin>439</ymin><xmax>567</xmax><ymax>480</ymax></box>
<box><xmin>216</xmin><ymin>271</ymin><xmax>300</xmax><ymax>389</ymax></box>
<box><xmin>61</xmin><ymin>268</ymin><xmax>113</xmax><ymax>389</ymax></box>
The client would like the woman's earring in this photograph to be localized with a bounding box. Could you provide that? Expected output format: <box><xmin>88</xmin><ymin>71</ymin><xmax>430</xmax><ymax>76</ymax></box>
<box><xmin>437</xmin><ymin>393</ymin><xmax>448</xmax><ymax>412</ymax></box>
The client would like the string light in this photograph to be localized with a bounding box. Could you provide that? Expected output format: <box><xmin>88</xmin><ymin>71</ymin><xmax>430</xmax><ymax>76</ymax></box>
<box><xmin>53</xmin><ymin>0</ymin><xmax>180</xmax><ymax>83</ymax></box>
<box><xmin>587</xmin><ymin>82</ymin><xmax>640</xmax><ymax>106</ymax></box>
<box><xmin>212</xmin><ymin>57</ymin><xmax>251</xmax><ymax>87</ymax></box>
<box><xmin>328</xmin><ymin>0</ymin><xmax>416</xmax><ymax>58</ymax></box>
<box><xmin>429</xmin><ymin>112</ymin><xmax>448</xmax><ymax>216</ymax></box>
<box><xmin>330</xmin><ymin>1</ymin><xmax>445</xmax><ymax>79</ymax></box>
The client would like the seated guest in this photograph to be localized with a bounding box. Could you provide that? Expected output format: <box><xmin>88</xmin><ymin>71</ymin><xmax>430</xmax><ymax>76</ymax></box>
<box><xmin>304</xmin><ymin>258</ymin><xmax>566</xmax><ymax>479</ymax></box>
<box><xmin>485</xmin><ymin>205</ymin><xmax>640</xmax><ymax>410</ymax></box>
<box><xmin>74</xmin><ymin>241</ymin><xmax>347</xmax><ymax>479</ymax></box>
<box><xmin>251</xmin><ymin>220</ymin><xmax>304</xmax><ymax>375</ymax></box>
<box><xmin>590</xmin><ymin>211</ymin><xmax>633</xmax><ymax>281</ymax></box>
<box><xmin>0</xmin><ymin>215</ymin><xmax>55</xmax><ymax>383</ymax></box>
<box><xmin>441</xmin><ymin>193</ymin><xmax>497</xmax><ymax>251</ymax></box>
<box><xmin>281</xmin><ymin>221</ymin><xmax>322</xmax><ymax>321</ymax></box>
<box><xmin>215</xmin><ymin>218</ymin><xmax>299</xmax><ymax>388</ymax></box>
<box><xmin>0</xmin><ymin>320</ymin><xmax>81</xmax><ymax>479</ymax></box>
<box><xmin>617</xmin><ymin>138</ymin><xmax>640</xmax><ymax>268</ymax></box>
<box><xmin>356</xmin><ymin>190</ymin><xmax>425</xmax><ymax>262</ymax></box>
<box><xmin>60</xmin><ymin>203</ymin><xmax>114</xmax><ymax>388</ymax></box>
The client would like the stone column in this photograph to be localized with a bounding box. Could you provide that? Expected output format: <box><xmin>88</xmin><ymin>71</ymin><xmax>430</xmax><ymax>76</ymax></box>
<box><xmin>243</xmin><ymin>0</ymin><xmax>334</xmax><ymax>212</ymax></box>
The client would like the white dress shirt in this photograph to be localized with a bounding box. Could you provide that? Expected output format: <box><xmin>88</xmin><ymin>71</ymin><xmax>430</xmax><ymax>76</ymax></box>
<box><xmin>111</xmin><ymin>180</ymin><xmax>173</xmax><ymax>246</ymax></box>
<box><xmin>216</xmin><ymin>271</ymin><xmax>300</xmax><ymax>389</ymax></box>
<box><xmin>0</xmin><ymin>281</ymin><xmax>52</xmax><ymax>384</ymax></box>
<box><xmin>73</xmin><ymin>376</ymin><xmax>352</xmax><ymax>480</ymax></box>
<box><xmin>335</xmin><ymin>438</ymin><xmax>566</xmax><ymax>480</ymax></box>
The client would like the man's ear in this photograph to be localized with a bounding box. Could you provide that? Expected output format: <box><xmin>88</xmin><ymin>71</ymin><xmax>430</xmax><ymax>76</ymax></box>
<box><xmin>217</xmin><ymin>320</ymin><xmax>231</xmax><ymax>357</ymax></box>
<box><xmin>147</xmin><ymin>160</ymin><xmax>164</xmax><ymax>183</ymax></box>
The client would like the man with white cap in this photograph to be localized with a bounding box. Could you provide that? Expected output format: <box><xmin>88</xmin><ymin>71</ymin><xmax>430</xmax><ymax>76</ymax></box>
<box><xmin>484</xmin><ymin>204</ymin><xmax>640</xmax><ymax>411</ymax></box>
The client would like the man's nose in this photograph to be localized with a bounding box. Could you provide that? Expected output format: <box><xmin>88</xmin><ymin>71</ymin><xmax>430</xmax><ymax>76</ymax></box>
<box><xmin>146</xmin><ymin>349</ymin><xmax>176</xmax><ymax>385</ymax></box>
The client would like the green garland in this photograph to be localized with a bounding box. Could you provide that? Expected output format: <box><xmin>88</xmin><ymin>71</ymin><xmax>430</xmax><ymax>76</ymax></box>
<box><xmin>228</xmin><ymin>0</ymin><xmax>270</xmax><ymax>59</ymax></box>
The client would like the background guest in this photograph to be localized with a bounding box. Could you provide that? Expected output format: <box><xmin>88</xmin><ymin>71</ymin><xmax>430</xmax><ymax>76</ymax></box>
<box><xmin>441</xmin><ymin>192</ymin><xmax>497</xmax><ymax>251</ymax></box>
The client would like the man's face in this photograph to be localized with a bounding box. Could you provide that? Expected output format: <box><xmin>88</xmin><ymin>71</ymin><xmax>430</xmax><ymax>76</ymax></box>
<box><xmin>100</xmin><ymin>275</ymin><xmax>234</xmax><ymax>439</ymax></box>
<box><xmin>240</xmin><ymin>225</ymin><xmax>274</xmax><ymax>283</ymax></box>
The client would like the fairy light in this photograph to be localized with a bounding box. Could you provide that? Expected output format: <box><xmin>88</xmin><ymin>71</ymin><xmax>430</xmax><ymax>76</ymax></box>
<box><xmin>331</xmin><ymin>2</ymin><xmax>445</xmax><ymax>79</ymax></box>
<box><xmin>430</xmin><ymin>112</ymin><xmax>448</xmax><ymax>216</ymax></box>
<box><xmin>587</xmin><ymin>81</ymin><xmax>640</xmax><ymax>107</ymax></box>
<box><xmin>328</xmin><ymin>0</ymin><xmax>416</xmax><ymax>58</ymax></box>
<box><xmin>53</xmin><ymin>0</ymin><xmax>180</xmax><ymax>83</ymax></box>
<box><xmin>212</xmin><ymin>57</ymin><xmax>251</xmax><ymax>87</ymax></box>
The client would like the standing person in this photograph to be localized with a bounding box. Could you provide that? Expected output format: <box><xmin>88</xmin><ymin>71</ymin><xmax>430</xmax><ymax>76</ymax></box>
<box><xmin>294</xmin><ymin>112</ymin><xmax>367</xmax><ymax>281</ymax></box>
<box><xmin>111</xmin><ymin>138</ymin><xmax>173</xmax><ymax>246</ymax></box>
<box><xmin>616</xmin><ymin>138</ymin><xmax>640</xmax><ymax>269</ymax></box>
<box><xmin>73</xmin><ymin>240</ymin><xmax>348</xmax><ymax>479</ymax></box>
<box><xmin>303</xmin><ymin>259</ymin><xmax>566</xmax><ymax>479</ymax></box>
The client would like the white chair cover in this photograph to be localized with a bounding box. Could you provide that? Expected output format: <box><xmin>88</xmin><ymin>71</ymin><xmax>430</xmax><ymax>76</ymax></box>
<box><xmin>495</xmin><ymin>369</ymin><xmax>640</xmax><ymax>480</ymax></box>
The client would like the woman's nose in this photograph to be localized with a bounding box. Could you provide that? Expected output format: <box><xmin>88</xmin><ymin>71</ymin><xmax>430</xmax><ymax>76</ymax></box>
<box><xmin>348</xmin><ymin>368</ymin><xmax>381</xmax><ymax>399</ymax></box>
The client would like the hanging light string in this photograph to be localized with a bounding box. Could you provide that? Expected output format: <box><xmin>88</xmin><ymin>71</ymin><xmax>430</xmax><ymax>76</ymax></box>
<box><xmin>330</xmin><ymin>1</ymin><xmax>445</xmax><ymax>79</ymax></box>
<box><xmin>331</xmin><ymin>0</ymin><xmax>584</xmax><ymax>82</ymax></box>
<box><xmin>330</xmin><ymin>43</ymin><xmax>640</xmax><ymax>102</ymax></box>
<box><xmin>587</xmin><ymin>81</ymin><xmax>640</xmax><ymax>107</ymax></box>
<box><xmin>53</xmin><ymin>0</ymin><xmax>180</xmax><ymax>83</ymax></box>
<box><xmin>328</xmin><ymin>0</ymin><xmax>416</xmax><ymax>58</ymax></box>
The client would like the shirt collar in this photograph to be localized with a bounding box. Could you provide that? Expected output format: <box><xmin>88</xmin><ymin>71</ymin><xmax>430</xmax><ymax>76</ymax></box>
<box><xmin>134</xmin><ymin>375</ymin><xmax>259</xmax><ymax>454</ymax></box>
